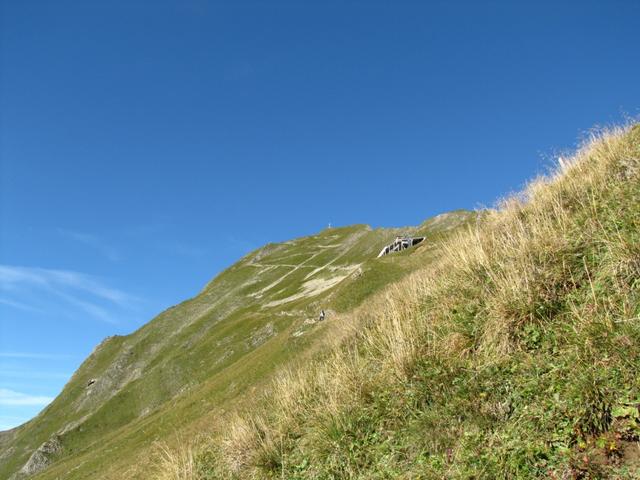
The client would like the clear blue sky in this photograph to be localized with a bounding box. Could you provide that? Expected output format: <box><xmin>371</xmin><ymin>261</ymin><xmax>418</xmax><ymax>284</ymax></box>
<box><xmin>1</xmin><ymin>0</ymin><xmax>638</xmax><ymax>429</ymax></box>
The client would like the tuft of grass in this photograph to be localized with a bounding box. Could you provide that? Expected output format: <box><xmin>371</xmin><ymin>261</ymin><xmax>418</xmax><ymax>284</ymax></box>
<box><xmin>153</xmin><ymin>441</ymin><xmax>197</xmax><ymax>480</ymax></box>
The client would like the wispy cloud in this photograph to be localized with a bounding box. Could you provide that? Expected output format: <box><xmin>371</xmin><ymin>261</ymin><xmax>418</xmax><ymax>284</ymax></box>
<box><xmin>0</xmin><ymin>415</ymin><xmax>30</xmax><ymax>431</ymax></box>
<box><xmin>0</xmin><ymin>297</ymin><xmax>44</xmax><ymax>313</ymax></box>
<box><xmin>57</xmin><ymin>229</ymin><xmax>121</xmax><ymax>262</ymax></box>
<box><xmin>0</xmin><ymin>352</ymin><xmax>74</xmax><ymax>360</ymax></box>
<box><xmin>0</xmin><ymin>265</ymin><xmax>138</xmax><ymax>324</ymax></box>
<box><xmin>0</xmin><ymin>369</ymin><xmax>72</xmax><ymax>380</ymax></box>
<box><xmin>0</xmin><ymin>388</ymin><xmax>53</xmax><ymax>406</ymax></box>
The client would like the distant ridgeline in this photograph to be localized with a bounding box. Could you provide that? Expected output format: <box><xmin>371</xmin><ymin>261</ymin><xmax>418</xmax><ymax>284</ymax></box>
<box><xmin>0</xmin><ymin>210</ymin><xmax>475</xmax><ymax>480</ymax></box>
<box><xmin>10</xmin><ymin>125</ymin><xmax>638</xmax><ymax>480</ymax></box>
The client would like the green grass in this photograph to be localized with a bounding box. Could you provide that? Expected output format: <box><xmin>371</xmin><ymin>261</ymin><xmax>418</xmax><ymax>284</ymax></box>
<box><xmin>11</xmin><ymin>125</ymin><xmax>636</xmax><ymax>480</ymax></box>
<box><xmin>198</xmin><ymin>125</ymin><xmax>640</xmax><ymax>480</ymax></box>
<box><xmin>0</xmin><ymin>206</ymin><xmax>471</xmax><ymax>479</ymax></box>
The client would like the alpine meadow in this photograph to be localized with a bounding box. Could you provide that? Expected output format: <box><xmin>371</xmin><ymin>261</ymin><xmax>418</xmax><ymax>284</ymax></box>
<box><xmin>2</xmin><ymin>2</ymin><xmax>640</xmax><ymax>479</ymax></box>
<box><xmin>1</xmin><ymin>125</ymin><xmax>639</xmax><ymax>479</ymax></box>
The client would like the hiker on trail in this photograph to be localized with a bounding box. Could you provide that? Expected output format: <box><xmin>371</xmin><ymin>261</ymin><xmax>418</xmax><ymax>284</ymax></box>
<box><xmin>319</xmin><ymin>310</ymin><xmax>325</xmax><ymax>321</ymax></box>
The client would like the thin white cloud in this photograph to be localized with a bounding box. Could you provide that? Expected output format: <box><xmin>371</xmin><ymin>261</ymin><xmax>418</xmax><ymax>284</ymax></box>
<box><xmin>0</xmin><ymin>297</ymin><xmax>44</xmax><ymax>313</ymax></box>
<box><xmin>0</xmin><ymin>415</ymin><xmax>29</xmax><ymax>431</ymax></box>
<box><xmin>0</xmin><ymin>369</ymin><xmax>71</xmax><ymax>380</ymax></box>
<box><xmin>0</xmin><ymin>265</ymin><xmax>138</xmax><ymax>324</ymax></box>
<box><xmin>56</xmin><ymin>273</ymin><xmax>133</xmax><ymax>306</ymax></box>
<box><xmin>0</xmin><ymin>415</ymin><xmax>34</xmax><ymax>431</ymax></box>
<box><xmin>0</xmin><ymin>267</ymin><xmax>48</xmax><ymax>287</ymax></box>
<box><xmin>0</xmin><ymin>388</ymin><xmax>53</xmax><ymax>406</ymax></box>
<box><xmin>52</xmin><ymin>288</ymin><xmax>117</xmax><ymax>324</ymax></box>
<box><xmin>57</xmin><ymin>229</ymin><xmax>121</xmax><ymax>262</ymax></box>
<box><xmin>0</xmin><ymin>352</ymin><xmax>74</xmax><ymax>360</ymax></box>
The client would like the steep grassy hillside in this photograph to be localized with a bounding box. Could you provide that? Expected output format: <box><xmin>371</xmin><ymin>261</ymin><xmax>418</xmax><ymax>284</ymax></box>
<box><xmin>0</xmin><ymin>211</ymin><xmax>474</xmax><ymax>479</ymax></box>
<box><xmin>183</xmin><ymin>125</ymin><xmax>640</xmax><ymax>479</ymax></box>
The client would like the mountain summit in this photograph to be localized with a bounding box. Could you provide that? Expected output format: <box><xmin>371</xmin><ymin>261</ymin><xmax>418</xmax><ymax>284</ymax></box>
<box><xmin>0</xmin><ymin>211</ymin><xmax>475</xmax><ymax>479</ymax></box>
<box><xmin>4</xmin><ymin>126</ymin><xmax>638</xmax><ymax>479</ymax></box>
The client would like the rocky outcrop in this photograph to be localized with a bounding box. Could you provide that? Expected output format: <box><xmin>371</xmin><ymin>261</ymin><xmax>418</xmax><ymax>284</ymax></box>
<box><xmin>15</xmin><ymin>435</ymin><xmax>62</xmax><ymax>478</ymax></box>
<box><xmin>249</xmin><ymin>322</ymin><xmax>276</xmax><ymax>348</ymax></box>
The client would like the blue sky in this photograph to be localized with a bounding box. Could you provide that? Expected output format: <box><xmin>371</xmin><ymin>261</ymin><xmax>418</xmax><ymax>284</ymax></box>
<box><xmin>0</xmin><ymin>0</ymin><xmax>638</xmax><ymax>430</ymax></box>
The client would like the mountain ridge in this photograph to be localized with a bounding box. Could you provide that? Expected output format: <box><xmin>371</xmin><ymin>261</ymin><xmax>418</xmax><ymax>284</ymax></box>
<box><xmin>0</xmin><ymin>212</ymin><xmax>477</xmax><ymax>479</ymax></box>
<box><xmin>188</xmin><ymin>125</ymin><xmax>640</xmax><ymax>479</ymax></box>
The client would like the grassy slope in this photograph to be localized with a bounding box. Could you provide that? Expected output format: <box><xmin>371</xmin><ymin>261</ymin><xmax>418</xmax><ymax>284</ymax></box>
<box><xmin>0</xmin><ymin>212</ymin><xmax>474</xmax><ymax>479</ymax></box>
<box><xmin>195</xmin><ymin>126</ymin><xmax>640</xmax><ymax>479</ymax></box>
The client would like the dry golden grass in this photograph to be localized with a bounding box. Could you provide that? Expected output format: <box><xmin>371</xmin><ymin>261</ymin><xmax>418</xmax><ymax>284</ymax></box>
<box><xmin>153</xmin><ymin>440</ymin><xmax>197</xmax><ymax>480</ymax></box>
<box><xmin>157</xmin><ymin>123</ymin><xmax>639</xmax><ymax>479</ymax></box>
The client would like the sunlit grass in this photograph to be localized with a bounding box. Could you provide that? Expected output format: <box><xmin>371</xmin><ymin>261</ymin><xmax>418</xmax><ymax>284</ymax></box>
<box><xmin>195</xmin><ymin>124</ymin><xmax>640</xmax><ymax>479</ymax></box>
